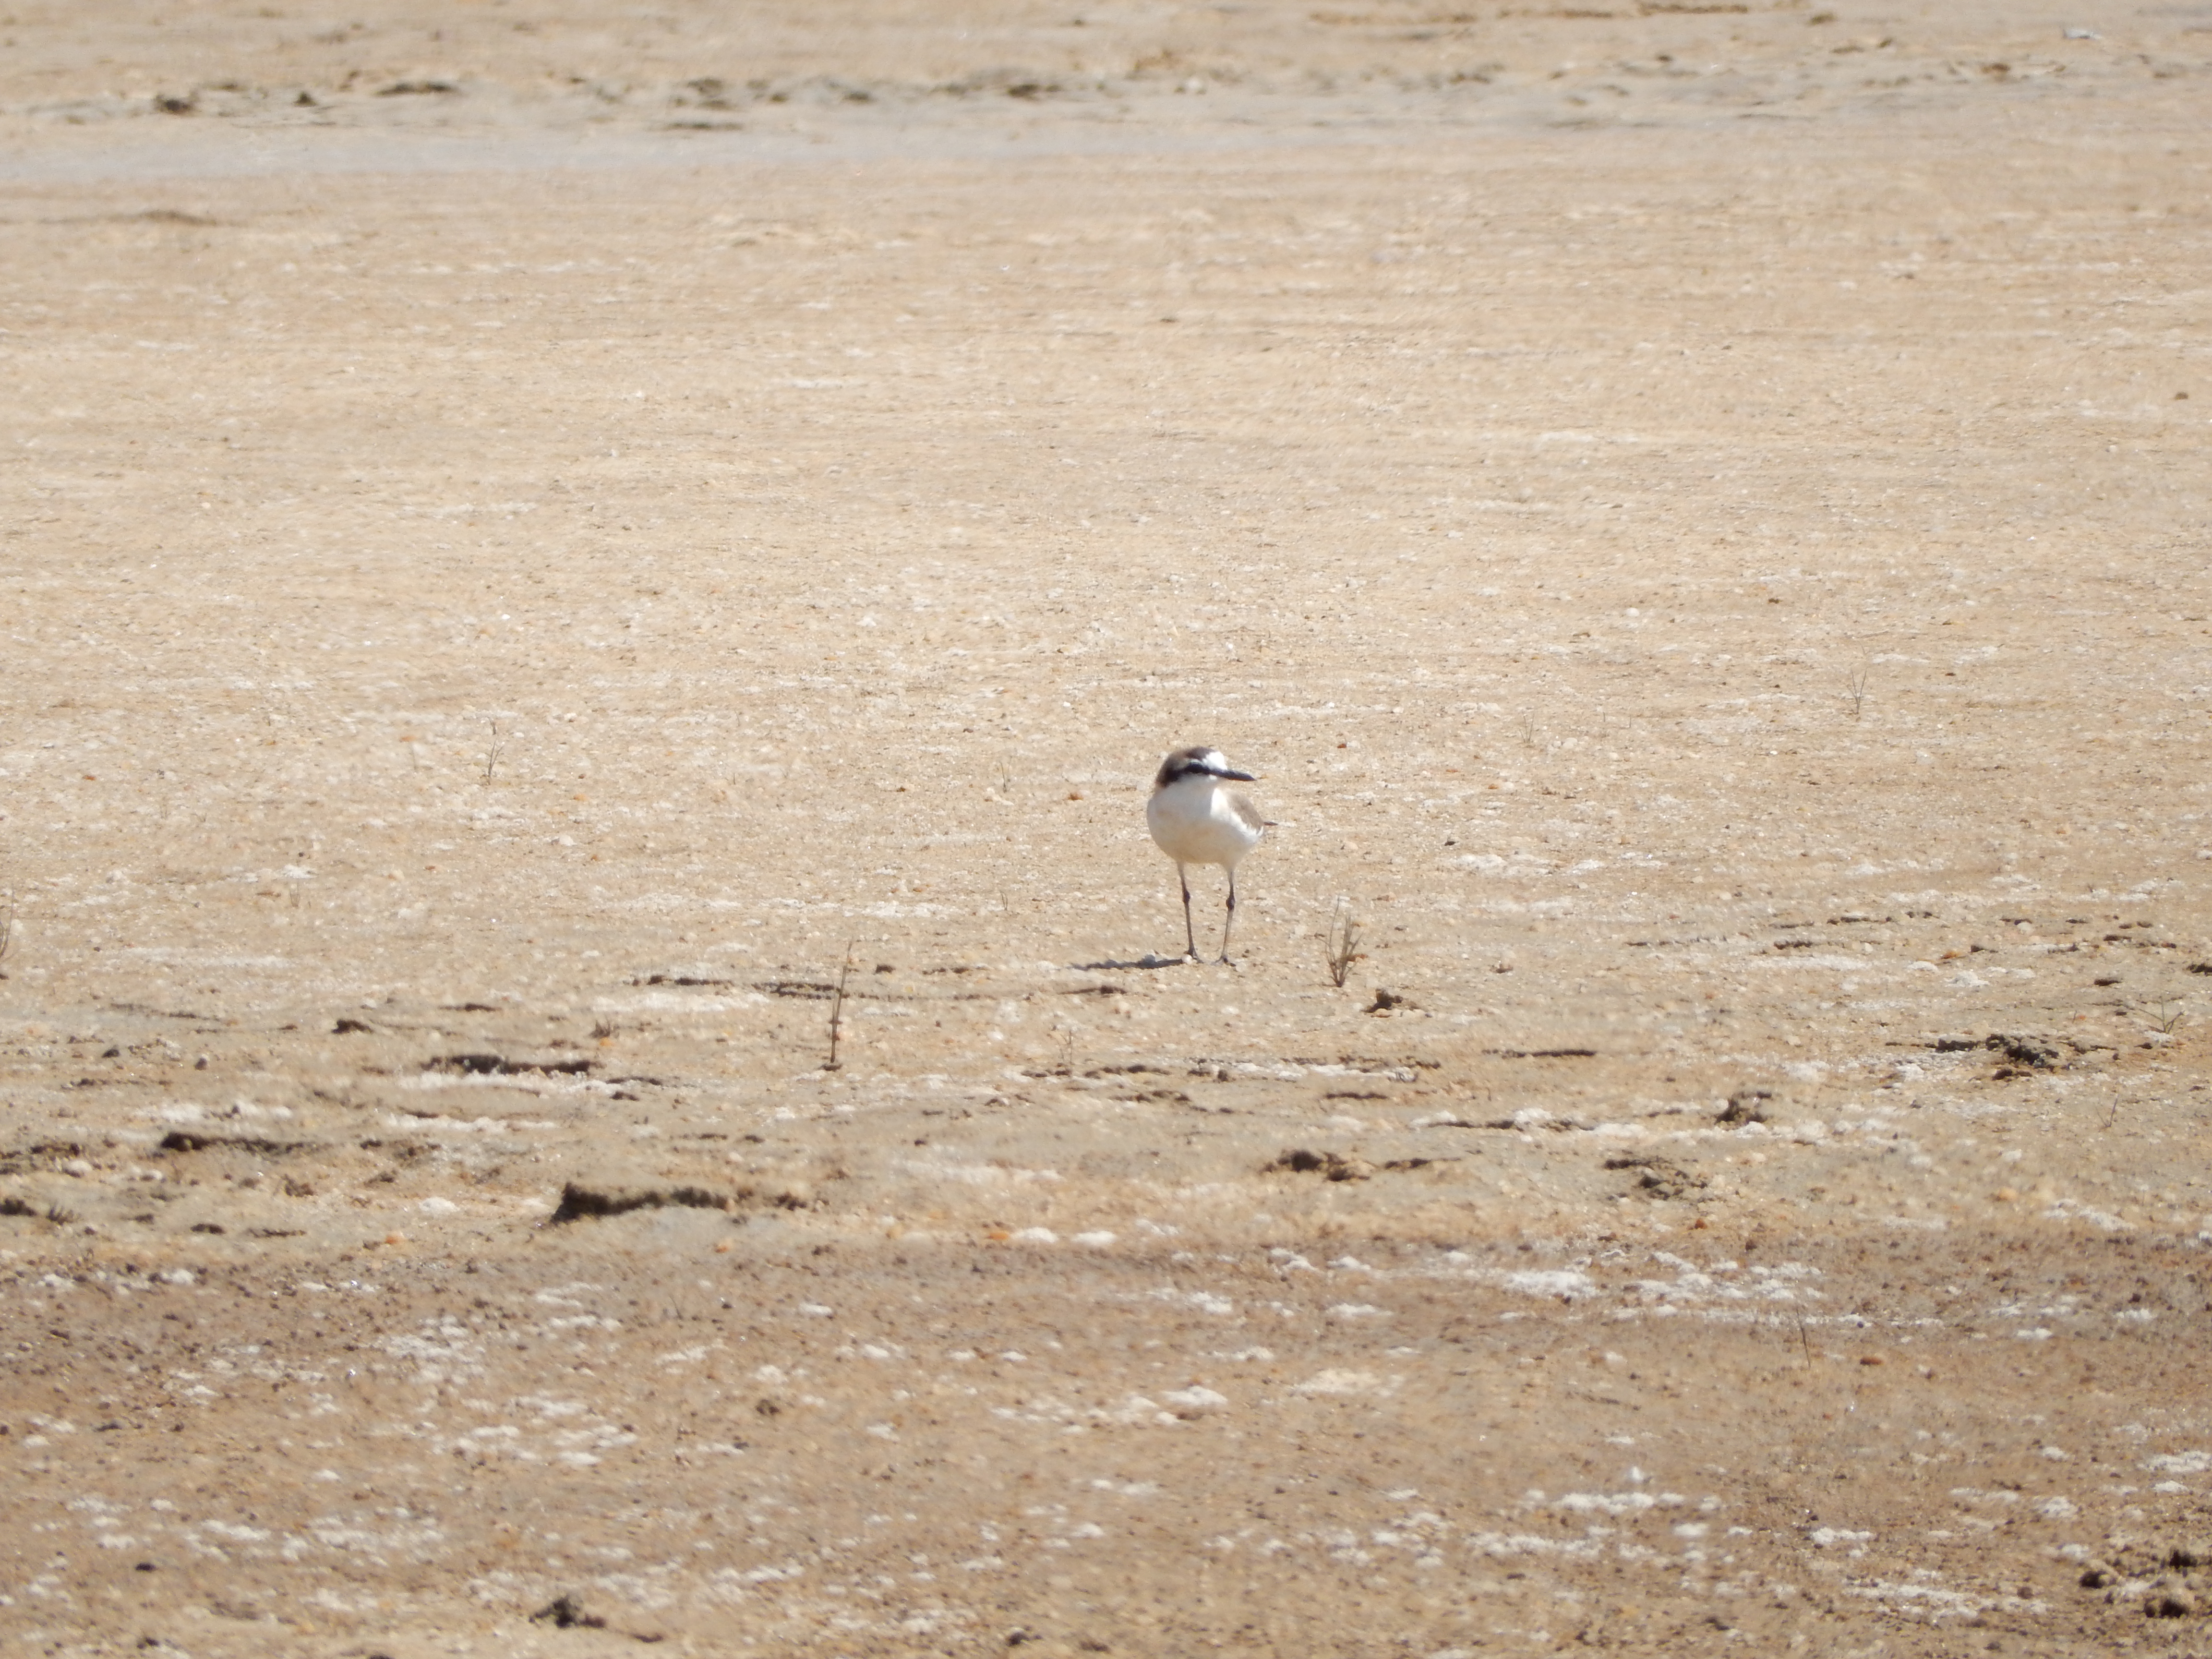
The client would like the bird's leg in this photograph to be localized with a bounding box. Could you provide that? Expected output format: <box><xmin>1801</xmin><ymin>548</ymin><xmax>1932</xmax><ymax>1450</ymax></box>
<box><xmin>1219</xmin><ymin>868</ymin><xmax>1237</xmax><ymax>963</ymax></box>
<box><xmin>1179</xmin><ymin>865</ymin><xmax>1199</xmax><ymax>960</ymax></box>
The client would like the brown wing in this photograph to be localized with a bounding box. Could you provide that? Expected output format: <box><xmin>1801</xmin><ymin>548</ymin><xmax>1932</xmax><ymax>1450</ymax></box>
<box><xmin>1225</xmin><ymin>789</ymin><xmax>1267</xmax><ymax>836</ymax></box>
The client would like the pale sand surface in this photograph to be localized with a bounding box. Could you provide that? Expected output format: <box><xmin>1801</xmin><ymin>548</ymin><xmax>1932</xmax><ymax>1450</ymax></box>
<box><xmin>3</xmin><ymin>3</ymin><xmax>2212</xmax><ymax>1654</ymax></box>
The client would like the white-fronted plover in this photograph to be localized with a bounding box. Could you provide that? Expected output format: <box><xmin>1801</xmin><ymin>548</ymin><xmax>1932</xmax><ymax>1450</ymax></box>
<box><xmin>1146</xmin><ymin>745</ymin><xmax>1266</xmax><ymax>962</ymax></box>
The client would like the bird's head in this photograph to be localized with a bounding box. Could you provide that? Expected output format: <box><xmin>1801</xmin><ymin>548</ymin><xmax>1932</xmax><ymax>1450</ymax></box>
<box><xmin>1155</xmin><ymin>746</ymin><xmax>1258</xmax><ymax>788</ymax></box>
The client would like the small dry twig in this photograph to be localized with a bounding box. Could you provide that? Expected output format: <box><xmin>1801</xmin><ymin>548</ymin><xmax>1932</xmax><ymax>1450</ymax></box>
<box><xmin>1842</xmin><ymin>662</ymin><xmax>1872</xmax><ymax>721</ymax></box>
<box><xmin>0</xmin><ymin>889</ymin><xmax>15</xmax><ymax>978</ymax></box>
<box><xmin>1324</xmin><ymin>900</ymin><xmax>1363</xmax><ymax>989</ymax></box>
<box><xmin>482</xmin><ymin>719</ymin><xmax>506</xmax><ymax>782</ymax></box>
<box><xmin>2141</xmin><ymin>998</ymin><xmax>2188</xmax><ymax>1036</ymax></box>
<box><xmin>825</xmin><ymin>940</ymin><xmax>857</xmax><ymax>1070</ymax></box>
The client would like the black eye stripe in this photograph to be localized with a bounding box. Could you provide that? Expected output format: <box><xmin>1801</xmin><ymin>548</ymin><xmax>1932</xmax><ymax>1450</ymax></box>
<box><xmin>1155</xmin><ymin>748</ymin><xmax>1246</xmax><ymax>788</ymax></box>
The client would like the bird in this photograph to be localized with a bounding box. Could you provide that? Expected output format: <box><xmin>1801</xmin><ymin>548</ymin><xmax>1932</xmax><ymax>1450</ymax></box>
<box><xmin>1146</xmin><ymin>745</ymin><xmax>1266</xmax><ymax>962</ymax></box>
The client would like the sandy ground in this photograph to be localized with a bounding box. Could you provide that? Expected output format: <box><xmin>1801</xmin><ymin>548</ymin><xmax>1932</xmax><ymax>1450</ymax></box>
<box><xmin>3</xmin><ymin>1</ymin><xmax>2212</xmax><ymax>1654</ymax></box>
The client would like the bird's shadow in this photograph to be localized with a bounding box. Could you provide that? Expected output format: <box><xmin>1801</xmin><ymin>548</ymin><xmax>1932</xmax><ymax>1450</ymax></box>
<box><xmin>1070</xmin><ymin>955</ymin><xmax>1187</xmax><ymax>972</ymax></box>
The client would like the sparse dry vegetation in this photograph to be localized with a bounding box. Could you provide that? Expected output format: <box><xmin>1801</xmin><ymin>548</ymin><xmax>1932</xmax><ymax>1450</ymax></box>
<box><xmin>1324</xmin><ymin>899</ymin><xmax>1362</xmax><ymax>988</ymax></box>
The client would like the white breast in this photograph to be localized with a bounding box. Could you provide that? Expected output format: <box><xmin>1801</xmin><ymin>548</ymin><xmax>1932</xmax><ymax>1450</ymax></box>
<box><xmin>1148</xmin><ymin>776</ymin><xmax>1264</xmax><ymax>869</ymax></box>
